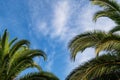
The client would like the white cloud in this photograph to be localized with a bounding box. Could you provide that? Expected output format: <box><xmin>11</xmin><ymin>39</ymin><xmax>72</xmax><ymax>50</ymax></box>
<box><xmin>51</xmin><ymin>0</ymin><xmax>70</xmax><ymax>40</ymax></box>
<box><xmin>36</xmin><ymin>21</ymin><xmax>49</xmax><ymax>36</ymax></box>
<box><xmin>28</xmin><ymin>0</ymin><xmax>116</xmax><ymax>46</ymax></box>
<box><xmin>28</xmin><ymin>0</ymin><xmax>73</xmax><ymax>42</ymax></box>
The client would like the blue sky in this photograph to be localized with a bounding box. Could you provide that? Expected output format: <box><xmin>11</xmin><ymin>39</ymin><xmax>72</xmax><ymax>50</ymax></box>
<box><xmin>0</xmin><ymin>0</ymin><xmax>117</xmax><ymax>80</ymax></box>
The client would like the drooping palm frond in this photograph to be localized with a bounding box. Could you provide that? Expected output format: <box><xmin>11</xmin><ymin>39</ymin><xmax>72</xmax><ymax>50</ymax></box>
<box><xmin>6</xmin><ymin>49</ymin><xmax>47</xmax><ymax>80</ymax></box>
<box><xmin>93</xmin><ymin>9</ymin><xmax>120</xmax><ymax>25</ymax></box>
<box><xmin>9</xmin><ymin>39</ymin><xmax>30</xmax><ymax>57</ymax></box>
<box><xmin>19</xmin><ymin>71</ymin><xmax>59</xmax><ymax>80</ymax></box>
<box><xmin>92</xmin><ymin>70</ymin><xmax>120</xmax><ymax>80</ymax></box>
<box><xmin>69</xmin><ymin>30</ymin><xmax>120</xmax><ymax>60</ymax></box>
<box><xmin>66</xmin><ymin>53</ymin><xmax>120</xmax><ymax>80</ymax></box>
<box><xmin>109</xmin><ymin>25</ymin><xmax>120</xmax><ymax>33</ymax></box>
<box><xmin>91</xmin><ymin>0</ymin><xmax>120</xmax><ymax>33</ymax></box>
<box><xmin>95</xmin><ymin>33</ymin><xmax>120</xmax><ymax>54</ymax></box>
<box><xmin>9</xmin><ymin>37</ymin><xmax>17</xmax><ymax>47</ymax></box>
<box><xmin>69</xmin><ymin>30</ymin><xmax>106</xmax><ymax>60</ymax></box>
<box><xmin>91</xmin><ymin>0</ymin><xmax>120</xmax><ymax>12</ymax></box>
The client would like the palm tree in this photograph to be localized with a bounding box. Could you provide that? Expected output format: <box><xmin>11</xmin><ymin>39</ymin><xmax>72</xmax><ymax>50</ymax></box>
<box><xmin>0</xmin><ymin>30</ymin><xmax>59</xmax><ymax>80</ymax></box>
<box><xmin>66</xmin><ymin>52</ymin><xmax>120</xmax><ymax>80</ymax></box>
<box><xmin>91</xmin><ymin>0</ymin><xmax>120</xmax><ymax>33</ymax></box>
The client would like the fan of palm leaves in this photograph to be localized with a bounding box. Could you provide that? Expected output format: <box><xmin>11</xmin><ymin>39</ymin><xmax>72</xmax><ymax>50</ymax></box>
<box><xmin>66</xmin><ymin>52</ymin><xmax>120</xmax><ymax>80</ymax></box>
<box><xmin>0</xmin><ymin>30</ymin><xmax>59</xmax><ymax>80</ymax></box>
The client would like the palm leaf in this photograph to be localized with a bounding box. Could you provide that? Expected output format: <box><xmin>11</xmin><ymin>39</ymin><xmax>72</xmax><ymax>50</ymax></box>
<box><xmin>91</xmin><ymin>0</ymin><xmax>120</xmax><ymax>12</ymax></box>
<box><xmin>19</xmin><ymin>71</ymin><xmax>59</xmax><ymax>80</ymax></box>
<box><xmin>109</xmin><ymin>26</ymin><xmax>120</xmax><ymax>33</ymax></box>
<box><xmin>66</xmin><ymin>53</ymin><xmax>120</xmax><ymax>80</ymax></box>
<box><xmin>1</xmin><ymin>29</ymin><xmax>9</xmax><ymax>59</ymax></box>
<box><xmin>68</xmin><ymin>30</ymin><xmax>108</xmax><ymax>60</ymax></box>
<box><xmin>9</xmin><ymin>40</ymin><xmax>30</xmax><ymax>57</ymax></box>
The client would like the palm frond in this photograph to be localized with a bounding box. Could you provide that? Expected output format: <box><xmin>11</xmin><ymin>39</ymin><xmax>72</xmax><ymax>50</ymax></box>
<box><xmin>92</xmin><ymin>70</ymin><xmax>120</xmax><ymax>80</ymax></box>
<box><xmin>95</xmin><ymin>33</ymin><xmax>120</xmax><ymax>54</ymax></box>
<box><xmin>19</xmin><ymin>71</ymin><xmax>59</xmax><ymax>80</ymax></box>
<box><xmin>9</xmin><ymin>40</ymin><xmax>30</xmax><ymax>57</ymax></box>
<box><xmin>8</xmin><ymin>49</ymin><xmax>47</xmax><ymax>75</ymax></box>
<box><xmin>9</xmin><ymin>37</ymin><xmax>17</xmax><ymax>47</ymax></box>
<box><xmin>91</xmin><ymin>0</ymin><xmax>120</xmax><ymax>32</ymax></box>
<box><xmin>91</xmin><ymin>0</ymin><xmax>120</xmax><ymax>12</ymax></box>
<box><xmin>66</xmin><ymin>53</ymin><xmax>120</xmax><ymax>80</ymax></box>
<box><xmin>68</xmin><ymin>30</ymin><xmax>108</xmax><ymax>60</ymax></box>
<box><xmin>109</xmin><ymin>26</ymin><xmax>120</xmax><ymax>33</ymax></box>
<box><xmin>1</xmin><ymin>29</ymin><xmax>9</xmax><ymax>58</ymax></box>
<box><xmin>7</xmin><ymin>60</ymin><xmax>41</xmax><ymax>80</ymax></box>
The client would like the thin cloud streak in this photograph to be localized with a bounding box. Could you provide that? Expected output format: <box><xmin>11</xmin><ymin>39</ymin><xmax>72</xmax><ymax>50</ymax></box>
<box><xmin>51</xmin><ymin>0</ymin><xmax>70</xmax><ymax>39</ymax></box>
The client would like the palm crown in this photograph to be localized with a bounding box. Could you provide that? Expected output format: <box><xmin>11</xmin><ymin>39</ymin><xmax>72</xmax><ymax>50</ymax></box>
<box><xmin>0</xmin><ymin>30</ymin><xmax>59</xmax><ymax>80</ymax></box>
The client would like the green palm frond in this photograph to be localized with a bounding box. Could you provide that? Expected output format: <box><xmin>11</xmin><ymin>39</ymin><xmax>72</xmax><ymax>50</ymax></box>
<box><xmin>8</xmin><ymin>49</ymin><xmax>47</xmax><ymax>72</ymax></box>
<box><xmin>91</xmin><ymin>0</ymin><xmax>120</xmax><ymax>12</ymax></box>
<box><xmin>92</xmin><ymin>70</ymin><xmax>120</xmax><ymax>80</ymax></box>
<box><xmin>69</xmin><ymin>30</ymin><xmax>120</xmax><ymax>60</ymax></box>
<box><xmin>91</xmin><ymin>0</ymin><xmax>120</xmax><ymax>33</ymax></box>
<box><xmin>1</xmin><ymin>29</ymin><xmax>9</xmax><ymax>58</ymax></box>
<box><xmin>109</xmin><ymin>26</ymin><xmax>120</xmax><ymax>33</ymax></box>
<box><xmin>66</xmin><ymin>53</ymin><xmax>120</xmax><ymax>80</ymax></box>
<box><xmin>9</xmin><ymin>40</ymin><xmax>30</xmax><ymax>57</ymax></box>
<box><xmin>9</xmin><ymin>37</ymin><xmax>17</xmax><ymax>47</ymax></box>
<box><xmin>6</xmin><ymin>59</ymin><xmax>40</xmax><ymax>80</ymax></box>
<box><xmin>69</xmin><ymin>30</ymin><xmax>110</xmax><ymax>60</ymax></box>
<box><xmin>19</xmin><ymin>71</ymin><xmax>59</xmax><ymax>80</ymax></box>
<box><xmin>93</xmin><ymin>9</ymin><xmax>120</xmax><ymax>25</ymax></box>
<box><xmin>93</xmin><ymin>9</ymin><xmax>120</xmax><ymax>23</ymax></box>
<box><xmin>95</xmin><ymin>33</ymin><xmax>120</xmax><ymax>54</ymax></box>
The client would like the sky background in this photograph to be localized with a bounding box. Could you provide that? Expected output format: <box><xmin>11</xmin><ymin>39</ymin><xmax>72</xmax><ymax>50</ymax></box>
<box><xmin>0</xmin><ymin>0</ymin><xmax>117</xmax><ymax>80</ymax></box>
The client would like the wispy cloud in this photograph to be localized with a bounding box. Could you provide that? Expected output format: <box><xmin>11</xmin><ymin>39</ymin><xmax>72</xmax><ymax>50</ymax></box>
<box><xmin>28</xmin><ymin>0</ymin><xmax>82</xmax><ymax>42</ymax></box>
<box><xmin>28</xmin><ymin>0</ymin><xmax>72</xmax><ymax>42</ymax></box>
<box><xmin>51</xmin><ymin>0</ymin><xmax>70</xmax><ymax>40</ymax></box>
<box><xmin>36</xmin><ymin>21</ymin><xmax>49</xmax><ymax>36</ymax></box>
